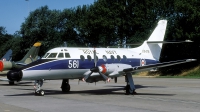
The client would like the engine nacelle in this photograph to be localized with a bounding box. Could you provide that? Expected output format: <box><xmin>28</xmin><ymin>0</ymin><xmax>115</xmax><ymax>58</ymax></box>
<box><xmin>7</xmin><ymin>70</ymin><xmax>23</xmax><ymax>81</ymax></box>
<box><xmin>98</xmin><ymin>64</ymin><xmax>132</xmax><ymax>77</ymax></box>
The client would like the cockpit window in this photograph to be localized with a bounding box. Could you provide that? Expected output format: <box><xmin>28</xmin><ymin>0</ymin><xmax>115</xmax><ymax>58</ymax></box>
<box><xmin>65</xmin><ymin>53</ymin><xmax>71</xmax><ymax>58</ymax></box>
<box><xmin>57</xmin><ymin>53</ymin><xmax>64</xmax><ymax>58</ymax></box>
<box><xmin>43</xmin><ymin>53</ymin><xmax>50</xmax><ymax>58</ymax></box>
<box><xmin>47</xmin><ymin>53</ymin><xmax>57</xmax><ymax>58</ymax></box>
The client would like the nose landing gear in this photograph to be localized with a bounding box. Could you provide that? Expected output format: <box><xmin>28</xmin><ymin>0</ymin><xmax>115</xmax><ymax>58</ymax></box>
<box><xmin>34</xmin><ymin>80</ymin><xmax>45</xmax><ymax>96</ymax></box>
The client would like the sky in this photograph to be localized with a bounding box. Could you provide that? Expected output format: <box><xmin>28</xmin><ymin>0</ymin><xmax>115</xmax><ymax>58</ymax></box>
<box><xmin>0</xmin><ymin>0</ymin><xmax>95</xmax><ymax>35</ymax></box>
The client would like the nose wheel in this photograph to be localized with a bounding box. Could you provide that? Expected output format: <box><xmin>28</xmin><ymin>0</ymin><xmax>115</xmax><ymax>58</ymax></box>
<box><xmin>35</xmin><ymin>89</ymin><xmax>45</xmax><ymax>96</ymax></box>
<box><xmin>34</xmin><ymin>80</ymin><xmax>44</xmax><ymax>96</ymax></box>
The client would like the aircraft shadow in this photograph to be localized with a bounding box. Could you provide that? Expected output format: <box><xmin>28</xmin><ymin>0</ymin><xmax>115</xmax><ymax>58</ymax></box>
<box><xmin>0</xmin><ymin>82</ymin><xmax>33</xmax><ymax>86</ymax></box>
<box><xmin>4</xmin><ymin>84</ymin><xmax>174</xmax><ymax>96</ymax></box>
<box><xmin>105</xmin><ymin>84</ymin><xmax>166</xmax><ymax>89</ymax></box>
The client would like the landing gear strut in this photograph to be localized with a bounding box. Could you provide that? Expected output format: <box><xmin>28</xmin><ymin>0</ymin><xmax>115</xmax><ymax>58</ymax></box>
<box><xmin>124</xmin><ymin>73</ymin><xmax>137</xmax><ymax>95</ymax></box>
<box><xmin>34</xmin><ymin>80</ymin><xmax>45</xmax><ymax>96</ymax></box>
<box><xmin>61</xmin><ymin>79</ymin><xmax>70</xmax><ymax>92</ymax></box>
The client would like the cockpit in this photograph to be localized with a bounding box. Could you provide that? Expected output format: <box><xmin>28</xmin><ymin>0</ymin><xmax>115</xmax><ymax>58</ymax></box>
<box><xmin>42</xmin><ymin>48</ymin><xmax>71</xmax><ymax>59</ymax></box>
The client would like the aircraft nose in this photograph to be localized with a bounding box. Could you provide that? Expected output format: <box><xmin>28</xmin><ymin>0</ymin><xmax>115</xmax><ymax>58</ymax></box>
<box><xmin>7</xmin><ymin>70</ymin><xmax>23</xmax><ymax>81</ymax></box>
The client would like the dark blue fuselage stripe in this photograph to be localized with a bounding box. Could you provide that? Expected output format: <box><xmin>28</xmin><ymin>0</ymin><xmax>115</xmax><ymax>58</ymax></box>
<box><xmin>24</xmin><ymin>58</ymin><xmax>158</xmax><ymax>71</ymax></box>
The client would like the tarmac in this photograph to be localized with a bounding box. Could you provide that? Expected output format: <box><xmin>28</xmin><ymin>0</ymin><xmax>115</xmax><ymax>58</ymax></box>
<box><xmin>0</xmin><ymin>76</ymin><xmax>200</xmax><ymax>112</ymax></box>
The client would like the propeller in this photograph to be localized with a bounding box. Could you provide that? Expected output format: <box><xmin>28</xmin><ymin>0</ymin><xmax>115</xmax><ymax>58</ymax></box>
<box><xmin>82</xmin><ymin>48</ymin><xmax>110</xmax><ymax>82</ymax></box>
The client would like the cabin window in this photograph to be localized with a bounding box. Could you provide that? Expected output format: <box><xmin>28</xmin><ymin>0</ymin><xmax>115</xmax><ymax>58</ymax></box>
<box><xmin>47</xmin><ymin>53</ymin><xmax>57</xmax><ymax>58</ymax></box>
<box><xmin>80</xmin><ymin>55</ymin><xmax>85</xmax><ymax>61</ymax></box>
<box><xmin>65</xmin><ymin>53</ymin><xmax>71</xmax><ymax>58</ymax></box>
<box><xmin>43</xmin><ymin>53</ymin><xmax>50</xmax><ymax>58</ymax></box>
<box><xmin>57</xmin><ymin>53</ymin><xmax>64</xmax><ymax>58</ymax></box>
<box><xmin>117</xmin><ymin>55</ymin><xmax>121</xmax><ymax>61</ymax></box>
<box><xmin>103</xmin><ymin>55</ymin><xmax>107</xmax><ymax>62</ymax></box>
<box><xmin>111</xmin><ymin>55</ymin><xmax>115</xmax><ymax>61</ymax></box>
<box><xmin>123</xmin><ymin>55</ymin><xmax>127</xmax><ymax>61</ymax></box>
<box><xmin>87</xmin><ymin>55</ymin><xmax>92</xmax><ymax>61</ymax></box>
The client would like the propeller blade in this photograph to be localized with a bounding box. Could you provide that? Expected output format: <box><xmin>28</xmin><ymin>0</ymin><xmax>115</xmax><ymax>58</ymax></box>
<box><xmin>82</xmin><ymin>71</ymin><xmax>93</xmax><ymax>81</ymax></box>
<box><xmin>99</xmin><ymin>72</ymin><xmax>110</xmax><ymax>82</ymax></box>
<box><xmin>94</xmin><ymin>48</ymin><xmax>97</xmax><ymax>67</ymax></box>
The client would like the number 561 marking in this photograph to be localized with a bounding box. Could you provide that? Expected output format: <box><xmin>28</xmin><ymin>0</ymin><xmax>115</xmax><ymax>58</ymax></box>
<box><xmin>68</xmin><ymin>60</ymin><xmax>79</xmax><ymax>68</ymax></box>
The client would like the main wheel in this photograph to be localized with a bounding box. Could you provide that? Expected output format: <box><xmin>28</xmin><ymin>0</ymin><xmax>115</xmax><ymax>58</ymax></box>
<box><xmin>125</xmin><ymin>85</ymin><xmax>130</xmax><ymax>95</ymax></box>
<box><xmin>9</xmin><ymin>81</ymin><xmax>15</xmax><ymax>85</ymax></box>
<box><xmin>124</xmin><ymin>85</ymin><xmax>137</xmax><ymax>95</ymax></box>
<box><xmin>61</xmin><ymin>83</ymin><xmax>70</xmax><ymax>92</ymax></box>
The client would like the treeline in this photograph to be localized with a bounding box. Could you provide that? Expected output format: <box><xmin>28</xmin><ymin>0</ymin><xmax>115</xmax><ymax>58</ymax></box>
<box><xmin>0</xmin><ymin>0</ymin><xmax>200</xmax><ymax>70</ymax></box>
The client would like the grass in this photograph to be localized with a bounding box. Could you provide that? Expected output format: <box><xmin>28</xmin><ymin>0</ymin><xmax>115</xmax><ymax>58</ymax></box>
<box><xmin>136</xmin><ymin>66</ymin><xmax>200</xmax><ymax>79</ymax></box>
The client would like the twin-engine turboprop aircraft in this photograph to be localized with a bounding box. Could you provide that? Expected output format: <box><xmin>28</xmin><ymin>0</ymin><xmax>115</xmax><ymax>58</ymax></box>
<box><xmin>7</xmin><ymin>20</ymin><xmax>196</xmax><ymax>96</ymax></box>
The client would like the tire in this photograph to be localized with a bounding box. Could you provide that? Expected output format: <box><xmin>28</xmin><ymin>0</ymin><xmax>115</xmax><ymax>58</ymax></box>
<box><xmin>62</xmin><ymin>83</ymin><xmax>70</xmax><ymax>92</ymax></box>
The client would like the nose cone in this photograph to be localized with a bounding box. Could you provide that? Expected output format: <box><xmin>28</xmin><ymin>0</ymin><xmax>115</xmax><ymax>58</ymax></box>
<box><xmin>7</xmin><ymin>70</ymin><xmax>23</xmax><ymax>81</ymax></box>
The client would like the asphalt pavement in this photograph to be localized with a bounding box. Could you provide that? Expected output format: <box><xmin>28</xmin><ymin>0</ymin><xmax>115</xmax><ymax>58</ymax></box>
<box><xmin>0</xmin><ymin>76</ymin><xmax>200</xmax><ymax>112</ymax></box>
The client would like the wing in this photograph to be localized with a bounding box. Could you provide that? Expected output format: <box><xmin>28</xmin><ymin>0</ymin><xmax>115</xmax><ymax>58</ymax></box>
<box><xmin>123</xmin><ymin>59</ymin><xmax>196</xmax><ymax>73</ymax></box>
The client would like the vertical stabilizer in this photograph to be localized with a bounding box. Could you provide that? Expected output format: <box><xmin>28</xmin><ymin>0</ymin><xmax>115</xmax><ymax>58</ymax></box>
<box><xmin>132</xmin><ymin>20</ymin><xmax>167</xmax><ymax>61</ymax></box>
<box><xmin>17</xmin><ymin>42</ymin><xmax>41</xmax><ymax>64</ymax></box>
<box><xmin>1</xmin><ymin>49</ymin><xmax>12</xmax><ymax>61</ymax></box>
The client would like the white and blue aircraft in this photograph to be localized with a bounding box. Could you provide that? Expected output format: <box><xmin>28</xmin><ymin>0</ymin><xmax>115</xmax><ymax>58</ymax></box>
<box><xmin>7</xmin><ymin>20</ymin><xmax>195</xmax><ymax>96</ymax></box>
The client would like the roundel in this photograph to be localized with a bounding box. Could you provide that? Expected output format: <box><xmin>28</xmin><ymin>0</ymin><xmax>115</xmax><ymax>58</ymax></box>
<box><xmin>140</xmin><ymin>59</ymin><xmax>146</xmax><ymax>66</ymax></box>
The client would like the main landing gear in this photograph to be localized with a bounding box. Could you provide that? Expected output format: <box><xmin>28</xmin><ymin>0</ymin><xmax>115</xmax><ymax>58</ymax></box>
<box><xmin>124</xmin><ymin>73</ymin><xmax>137</xmax><ymax>95</ymax></box>
<box><xmin>61</xmin><ymin>79</ymin><xmax>70</xmax><ymax>92</ymax></box>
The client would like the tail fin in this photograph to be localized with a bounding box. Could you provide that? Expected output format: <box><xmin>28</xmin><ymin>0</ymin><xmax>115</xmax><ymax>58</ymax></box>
<box><xmin>132</xmin><ymin>20</ymin><xmax>167</xmax><ymax>61</ymax></box>
<box><xmin>17</xmin><ymin>42</ymin><xmax>42</xmax><ymax>64</ymax></box>
<box><xmin>1</xmin><ymin>49</ymin><xmax>12</xmax><ymax>61</ymax></box>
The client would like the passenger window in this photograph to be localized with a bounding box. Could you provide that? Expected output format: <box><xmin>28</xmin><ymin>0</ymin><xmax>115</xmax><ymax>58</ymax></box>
<box><xmin>43</xmin><ymin>53</ymin><xmax>50</xmax><ymax>58</ymax></box>
<box><xmin>123</xmin><ymin>55</ymin><xmax>127</xmax><ymax>61</ymax></box>
<box><xmin>111</xmin><ymin>55</ymin><xmax>115</xmax><ymax>61</ymax></box>
<box><xmin>57</xmin><ymin>53</ymin><xmax>64</xmax><ymax>58</ymax></box>
<box><xmin>65</xmin><ymin>53</ymin><xmax>71</xmax><ymax>58</ymax></box>
<box><xmin>80</xmin><ymin>55</ymin><xmax>85</xmax><ymax>61</ymax></box>
<box><xmin>103</xmin><ymin>55</ymin><xmax>107</xmax><ymax>62</ymax></box>
<box><xmin>87</xmin><ymin>55</ymin><xmax>92</xmax><ymax>61</ymax></box>
<box><xmin>47</xmin><ymin>53</ymin><xmax>57</xmax><ymax>58</ymax></box>
<box><xmin>117</xmin><ymin>55</ymin><xmax>121</xmax><ymax>61</ymax></box>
